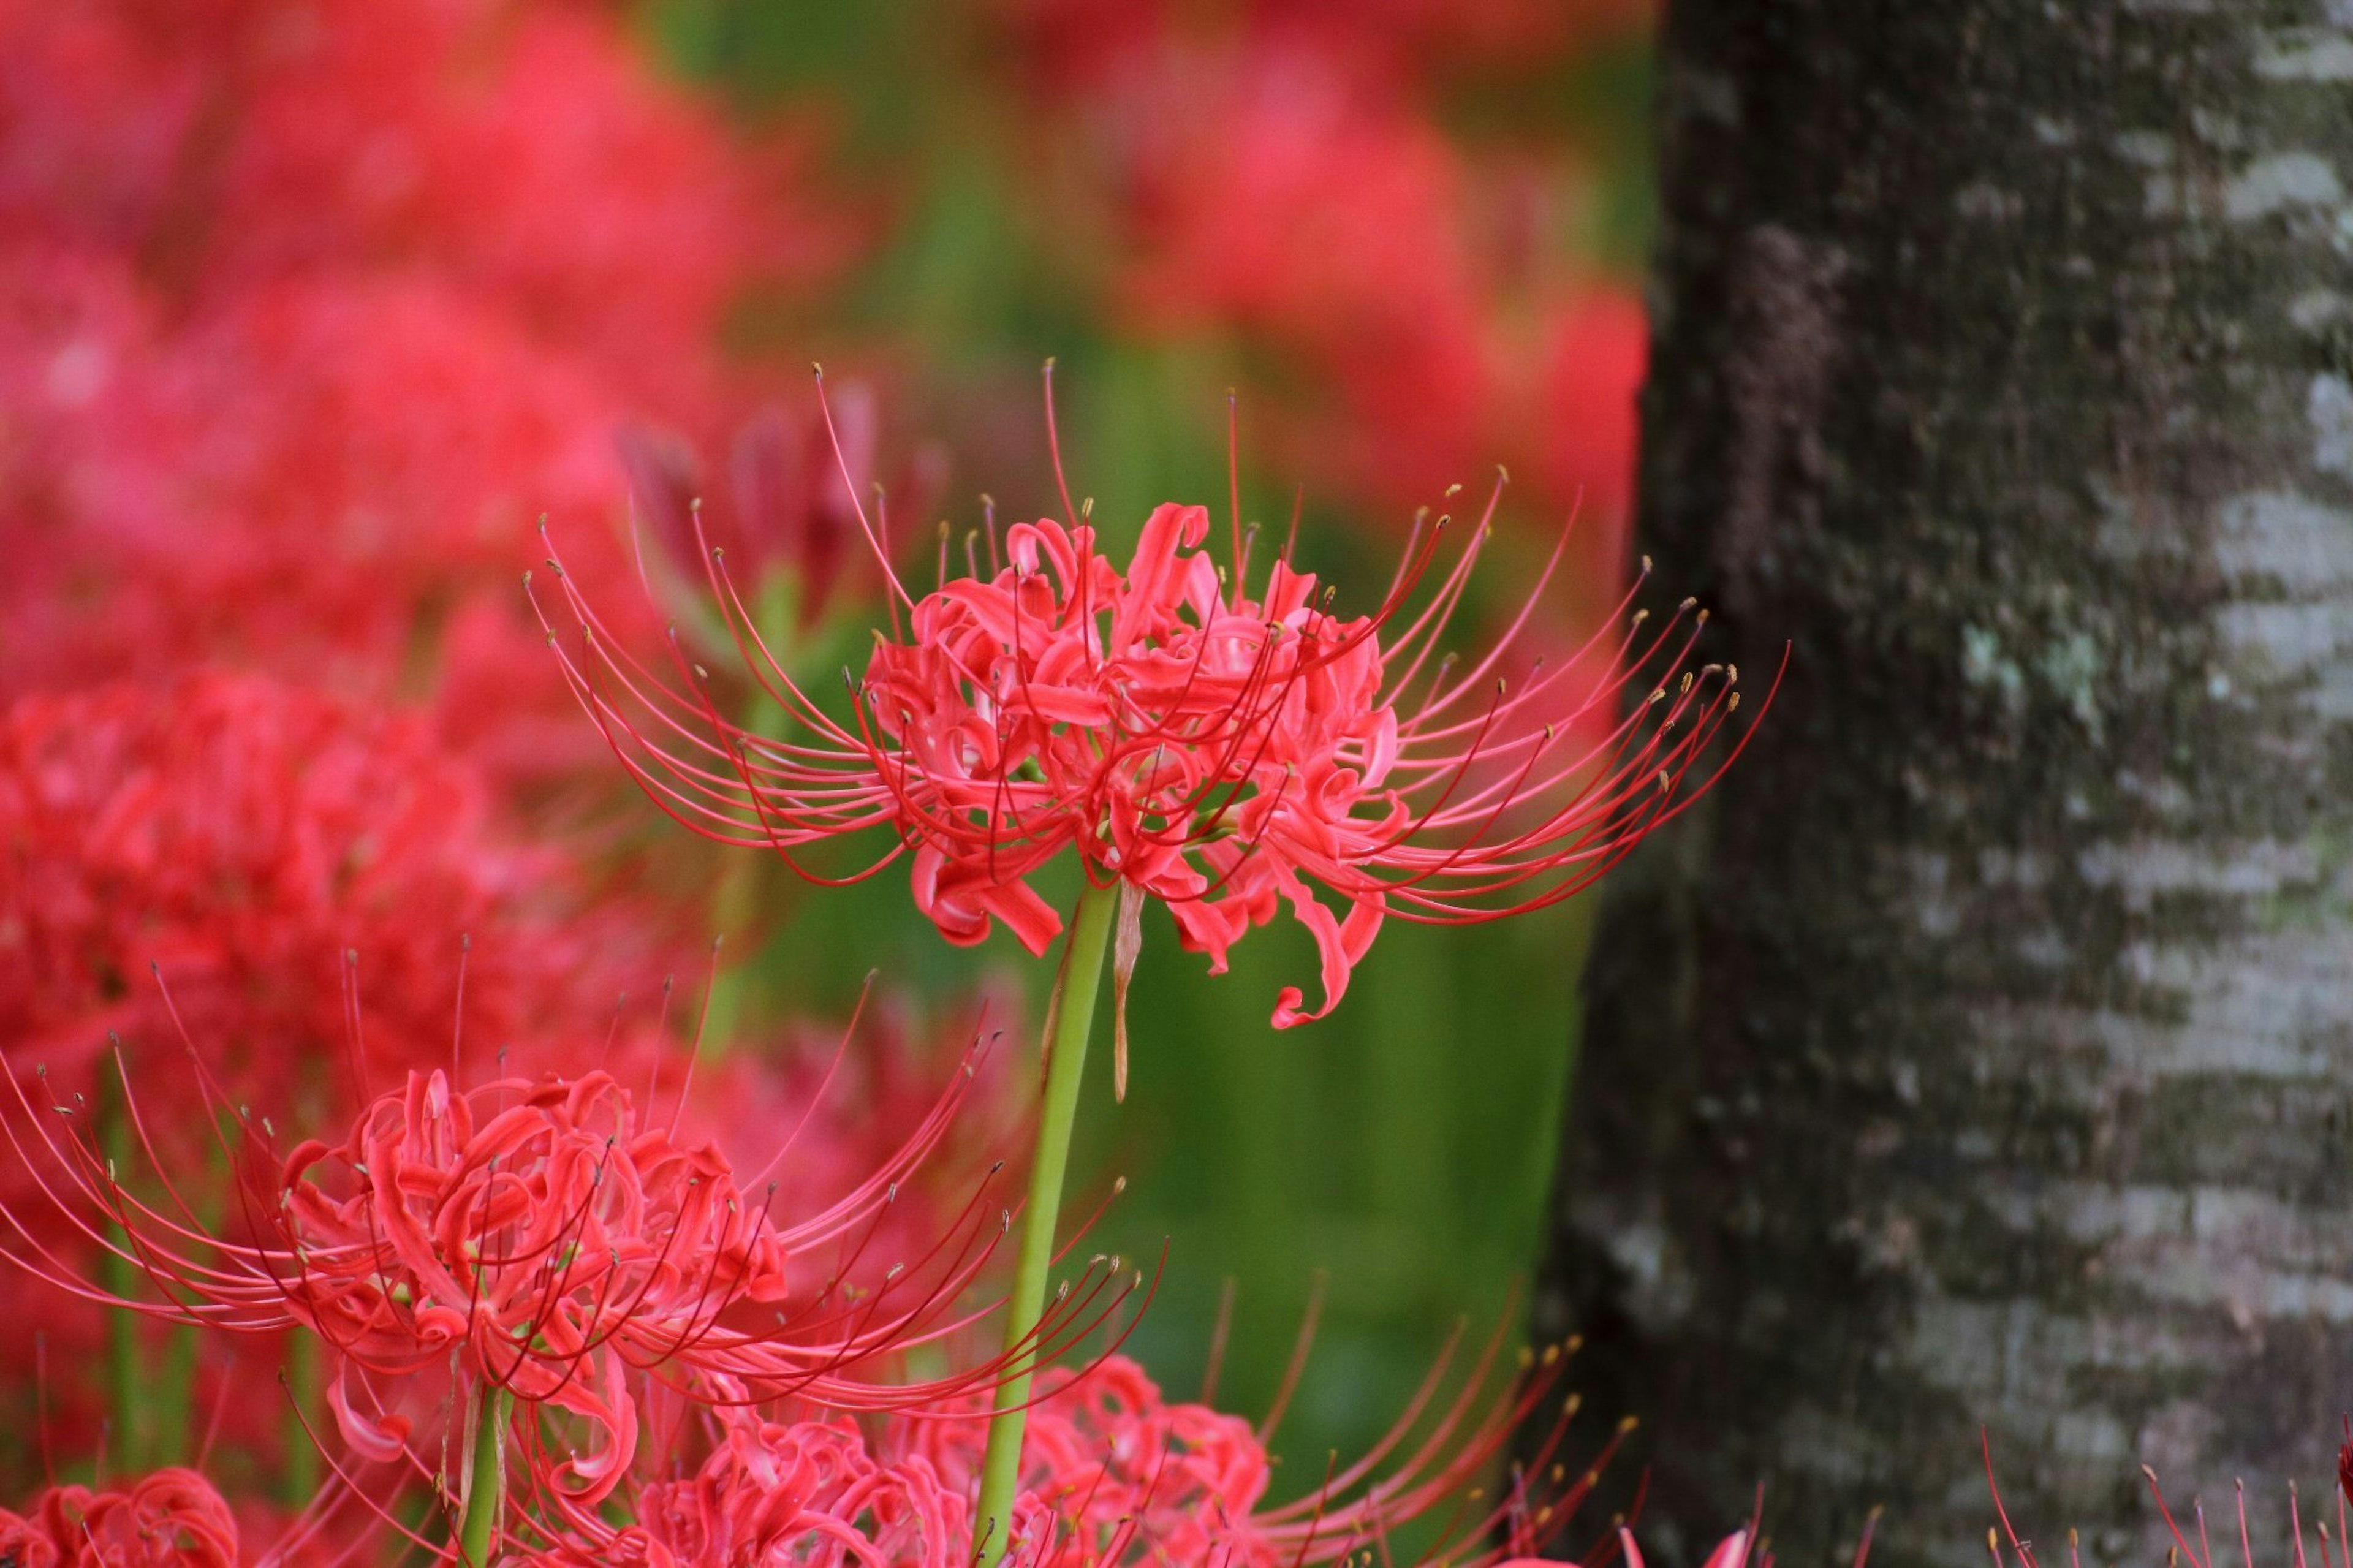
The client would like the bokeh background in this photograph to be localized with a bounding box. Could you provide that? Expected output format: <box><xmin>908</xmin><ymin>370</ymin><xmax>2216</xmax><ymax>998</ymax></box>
<box><xmin>661</xmin><ymin>0</ymin><xmax>1659</xmax><ymax>1473</ymax></box>
<box><xmin>0</xmin><ymin>0</ymin><xmax>1655</xmax><ymax>1494</ymax></box>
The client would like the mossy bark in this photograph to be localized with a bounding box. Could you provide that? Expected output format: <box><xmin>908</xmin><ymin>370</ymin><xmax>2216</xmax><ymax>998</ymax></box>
<box><xmin>1534</xmin><ymin>5</ymin><xmax>2353</xmax><ymax>1566</ymax></box>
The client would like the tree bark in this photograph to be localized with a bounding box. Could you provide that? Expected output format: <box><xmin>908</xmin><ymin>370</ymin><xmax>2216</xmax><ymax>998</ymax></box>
<box><xmin>1534</xmin><ymin>6</ymin><xmax>2353</xmax><ymax>1566</ymax></box>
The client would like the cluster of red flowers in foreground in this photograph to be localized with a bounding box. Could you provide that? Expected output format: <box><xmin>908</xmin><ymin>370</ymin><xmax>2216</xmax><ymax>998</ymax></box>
<box><xmin>0</xmin><ymin>1025</ymin><xmax>1638</xmax><ymax>1566</ymax></box>
<box><xmin>0</xmin><ymin>1470</ymin><xmax>240</xmax><ymax>1568</ymax></box>
<box><xmin>0</xmin><ymin>671</ymin><xmax>656</xmax><ymax>1468</ymax></box>
<box><xmin>539</xmin><ymin>1339</ymin><xmax>1616</xmax><ymax>1568</ymax></box>
<box><xmin>2</xmin><ymin>1054</ymin><xmax>1062</xmax><ymax>1499</ymax></box>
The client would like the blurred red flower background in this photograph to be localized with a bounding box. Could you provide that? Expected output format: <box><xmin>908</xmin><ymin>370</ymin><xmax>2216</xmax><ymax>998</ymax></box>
<box><xmin>0</xmin><ymin>0</ymin><xmax>1654</xmax><ymax>1534</ymax></box>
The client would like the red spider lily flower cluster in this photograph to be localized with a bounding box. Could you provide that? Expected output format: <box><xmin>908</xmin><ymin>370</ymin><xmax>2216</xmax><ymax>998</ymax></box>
<box><xmin>525</xmin><ymin>1415</ymin><xmax>976</xmax><ymax>1567</ymax></box>
<box><xmin>987</xmin><ymin>6</ymin><xmax>1651</xmax><ymax>611</ymax></box>
<box><xmin>0</xmin><ymin>0</ymin><xmax>849</xmax><ymax>785</ymax></box>
<box><xmin>0</xmin><ymin>982</ymin><xmax>1624</xmax><ymax>1568</ymax></box>
<box><xmin>0</xmin><ymin>650</ymin><xmax>1047</xmax><ymax>1532</ymax></box>
<box><xmin>0</xmin><ymin>1046</ymin><xmax>1111</xmax><ymax>1506</ymax></box>
<box><xmin>0</xmin><ymin>1463</ymin><xmax>435</xmax><ymax>1567</ymax></box>
<box><xmin>542</xmin><ymin>430</ymin><xmax>1762</xmax><ymax>1030</ymax></box>
<box><xmin>1108</xmin><ymin>42</ymin><xmax>1498</xmax><ymax>501</ymax></box>
<box><xmin>508</xmin><ymin>1329</ymin><xmax>1613</xmax><ymax>1568</ymax></box>
<box><xmin>0</xmin><ymin>673</ymin><xmax>620</xmax><ymax>1090</ymax></box>
<box><xmin>0</xmin><ymin>1469</ymin><xmax>241</xmax><ymax>1568</ymax></box>
<box><xmin>892</xmin><ymin>1331</ymin><xmax>1608</xmax><ymax>1568</ymax></box>
<box><xmin>0</xmin><ymin>672</ymin><xmax>651</xmax><ymax>1466</ymax></box>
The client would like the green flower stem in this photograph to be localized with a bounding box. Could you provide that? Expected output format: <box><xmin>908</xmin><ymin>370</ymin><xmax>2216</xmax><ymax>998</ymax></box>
<box><xmin>282</xmin><ymin>1333</ymin><xmax>320</xmax><ymax>1502</ymax></box>
<box><xmin>972</xmin><ymin>879</ymin><xmax>1119</xmax><ymax>1565</ymax></box>
<box><xmin>96</xmin><ymin>1066</ymin><xmax>145</xmax><ymax>1473</ymax></box>
<box><xmin>153</xmin><ymin>1119</ymin><xmax>227</xmax><ymax>1472</ymax></box>
<box><xmin>458</xmin><ymin>1383</ymin><xmax>511</xmax><ymax>1568</ymax></box>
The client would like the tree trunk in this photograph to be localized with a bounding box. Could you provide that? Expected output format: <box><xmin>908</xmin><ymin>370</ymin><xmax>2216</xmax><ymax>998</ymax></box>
<box><xmin>1533</xmin><ymin>6</ymin><xmax>2353</xmax><ymax>1566</ymax></box>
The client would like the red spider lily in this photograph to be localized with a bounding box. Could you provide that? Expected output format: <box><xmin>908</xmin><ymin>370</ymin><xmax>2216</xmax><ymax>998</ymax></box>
<box><xmin>0</xmin><ymin>1460</ymin><xmax>471</xmax><ymax>1567</ymax></box>
<box><xmin>537</xmin><ymin>378</ymin><xmax>1768</xmax><ymax>1033</ymax></box>
<box><xmin>0</xmin><ymin>1469</ymin><xmax>240</xmax><ymax>1568</ymax></box>
<box><xmin>506</xmin><ymin>1322</ymin><xmax>1607</xmax><ymax>1568</ymax></box>
<box><xmin>1008</xmin><ymin>27</ymin><xmax>1648</xmax><ymax>564</ymax></box>
<box><xmin>1246</xmin><ymin>0</ymin><xmax>1656</xmax><ymax>70</ymax></box>
<box><xmin>0</xmin><ymin>673</ymin><xmax>621</xmax><ymax>1091</ymax></box>
<box><xmin>0</xmin><ymin>1042</ymin><xmax>1139</xmax><ymax>1506</ymax></box>
<box><xmin>1552</xmin><ymin>1477</ymin><xmax>1877</xmax><ymax>1568</ymax></box>
<box><xmin>1104</xmin><ymin>39</ymin><xmax>1490</xmax><ymax>507</ymax></box>
<box><xmin>0</xmin><ymin>255</ymin><xmax>659</xmax><ymax>779</ymax></box>
<box><xmin>619</xmin><ymin>387</ymin><xmax>946</xmax><ymax>643</ymax></box>
<box><xmin>889</xmin><ymin>1325</ymin><xmax>1617</xmax><ymax>1567</ymax></box>
<box><xmin>0</xmin><ymin>671</ymin><xmax>651</xmax><ymax>1467</ymax></box>
<box><xmin>0</xmin><ymin>0</ymin><xmax>835</xmax><ymax>367</ymax></box>
<box><xmin>0</xmin><ymin>0</ymin><xmax>845</xmax><ymax>781</ymax></box>
<box><xmin>515</xmin><ymin>1413</ymin><xmax>978</xmax><ymax>1568</ymax></box>
<box><xmin>507</xmin><ymin>1406</ymin><xmax>1178</xmax><ymax>1568</ymax></box>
